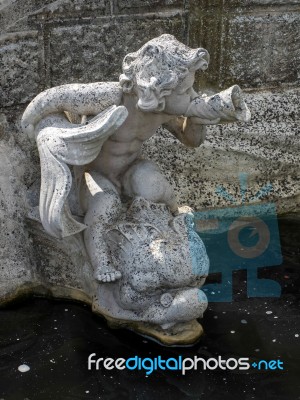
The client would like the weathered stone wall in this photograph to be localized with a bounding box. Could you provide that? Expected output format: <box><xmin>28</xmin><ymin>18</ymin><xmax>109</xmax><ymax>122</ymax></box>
<box><xmin>0</xmin><ymin>0</ymin><xmax>299</xmax><ymax>299</ymax></box>
<box><xmin>189</xmin><ymin>0</ymin><xmax>300</xmax><ymax>90</ymax></box>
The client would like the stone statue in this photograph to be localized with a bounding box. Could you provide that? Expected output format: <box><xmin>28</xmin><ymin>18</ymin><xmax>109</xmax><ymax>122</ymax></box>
<box><xmin>21</xmin><ymin>34</ymin><xmax>250</xmax><ymax>345</ymax></box>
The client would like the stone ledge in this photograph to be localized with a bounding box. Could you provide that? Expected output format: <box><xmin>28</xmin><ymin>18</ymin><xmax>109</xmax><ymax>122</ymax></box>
<box><xmin>142</xmin><ymin>88</ymin><xmax>300</xmax><ymax>214</ymax></box>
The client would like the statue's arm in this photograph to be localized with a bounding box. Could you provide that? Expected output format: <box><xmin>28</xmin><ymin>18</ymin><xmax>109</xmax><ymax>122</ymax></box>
<box><xmin>163</xmin><ymin>117</ymin><xmax>207</xmax><ymax>148</ymax></box>
<box><xmin>163</xmin><ymin>85</ymin><xmax>251</xmax><ymax>147</ymax></box>
<box><xmin>21</xmin><ymin>81</ymin><xmax>123</xmax><ymax>141</ymax></box>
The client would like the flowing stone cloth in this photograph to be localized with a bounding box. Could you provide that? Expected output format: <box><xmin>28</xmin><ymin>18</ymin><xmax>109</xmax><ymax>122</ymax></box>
<box><xmin>35</xmin><ymin>105</ymin><xmax>128</xmax><ymax>238</ymax></box>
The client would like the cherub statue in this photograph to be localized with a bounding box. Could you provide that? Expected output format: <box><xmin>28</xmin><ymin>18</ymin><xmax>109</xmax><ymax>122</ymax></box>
<box><xmin>21</xmin><ymin>34</ymin><xmax>250</xmax><ymax>343</ymax></box>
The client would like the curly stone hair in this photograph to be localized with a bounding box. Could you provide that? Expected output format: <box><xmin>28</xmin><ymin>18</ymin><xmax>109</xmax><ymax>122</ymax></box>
<box><xmin>119</xmin><ymin>34</ymin><xmax>210</xmax><ymax>112</ymax></box>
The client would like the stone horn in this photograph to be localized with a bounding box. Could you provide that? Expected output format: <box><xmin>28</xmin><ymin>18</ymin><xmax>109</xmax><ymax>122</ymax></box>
<box><xmin>185</xmin><ymin>84</ymin><xmax>251</xmax><ymax>123</ymax></box>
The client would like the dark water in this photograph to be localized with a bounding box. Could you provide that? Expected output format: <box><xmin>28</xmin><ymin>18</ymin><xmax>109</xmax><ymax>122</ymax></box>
<box><xmin>0</xmin><ymin>217</ymin><xmax>299</xmax><ymax>400</ymax></box>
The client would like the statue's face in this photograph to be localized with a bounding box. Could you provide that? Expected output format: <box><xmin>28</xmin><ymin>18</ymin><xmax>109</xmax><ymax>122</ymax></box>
<box><xmin>163</xmin><ymin>71</ymin><xmax>198</xmax><ymax>116</ymax></box>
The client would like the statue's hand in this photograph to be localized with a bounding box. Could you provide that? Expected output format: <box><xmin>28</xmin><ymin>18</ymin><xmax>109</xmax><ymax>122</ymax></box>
<box><xmin>95</xmin><ymin>270</ymin><xmax>122</xmax><ymax>283</ymax></box>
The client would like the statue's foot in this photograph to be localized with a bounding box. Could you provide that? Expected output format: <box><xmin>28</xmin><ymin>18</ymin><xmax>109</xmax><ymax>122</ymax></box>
<box><xmin>94</xmin><ymin>270</ymin><xmax>122</xmax><ymax>283</ymax></box>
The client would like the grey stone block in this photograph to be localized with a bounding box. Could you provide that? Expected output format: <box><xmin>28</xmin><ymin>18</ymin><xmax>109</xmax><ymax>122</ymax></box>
<box><xmin>0</xmin><ymin>0</ymin><xmax>55</xmax><ymax>32</ymax></box>
<box><xmin>0</xmin><ymin>141</ymin><xmax>34</xmax><ymax>299</ymax></box>
<box><xmin>50</xmin><ymin>17</ymin><xmax>185</xmax><ymax>86</ymax></box>
<box><xmin>189</xmin><ymin>8</ymin><xmax>223</xmax><ymax>90</ymax></box>
<box><xmin>115</xmin><ymin>0</ymin><xmax>184</xmax><ymax>13</ymax></box>
<box><xmin>189</xmin><ymin>1</ymin><xmax>300</xmax><ymax>89</ymax></box>
<box><xmin>29</xmin><ymin>0</ymin><xmax>108</xmax><ymax>20</ymax></box>
<box><xmin>0</xmin><ymin>32</ymin><xmax>41</xmax><ymax>107</ymax></box>
<box><xmin>222</xmin><ymin>13</ymin><xmax>300</xmax><ymax>88</ymax></box>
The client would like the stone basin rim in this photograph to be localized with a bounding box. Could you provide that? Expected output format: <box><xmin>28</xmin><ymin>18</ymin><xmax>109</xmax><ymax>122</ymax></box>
<box><xmin>0</xmin><ymin>283</ymin><xmax>204</xmax><ymax>346</ymax></box>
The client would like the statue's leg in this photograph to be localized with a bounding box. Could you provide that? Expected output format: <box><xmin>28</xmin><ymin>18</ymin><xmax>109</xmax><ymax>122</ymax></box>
<box><xmin>121</xmin><ymin>159</ymin><xmax>178</xmax><ymax>213</ymax></box>
<box><xmin>82</xmin><ymin>171</ymin><xmax>122</xmax><ymax>283</ymax></box>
